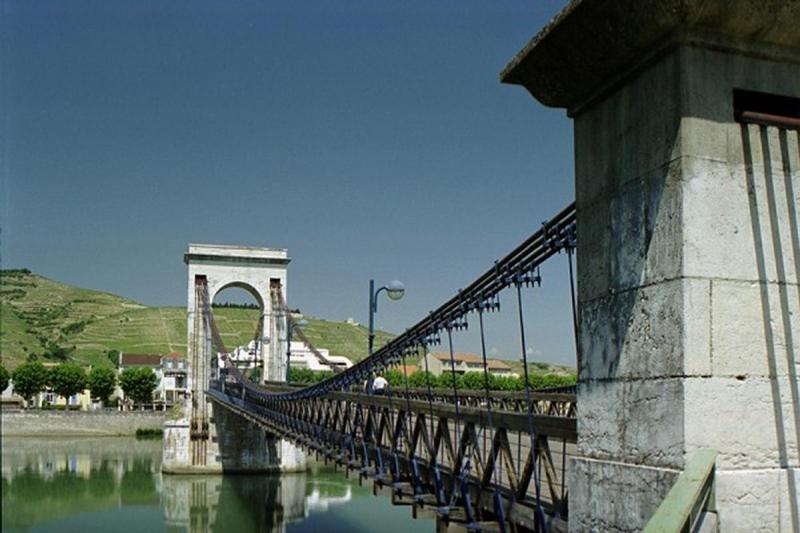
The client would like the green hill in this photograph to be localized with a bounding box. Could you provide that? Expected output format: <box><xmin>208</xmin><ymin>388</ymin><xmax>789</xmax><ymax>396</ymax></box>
<box><xmin>0</xmin><ymin>269</ymin><xmax>394</xmax><ymax>370</ymax></box>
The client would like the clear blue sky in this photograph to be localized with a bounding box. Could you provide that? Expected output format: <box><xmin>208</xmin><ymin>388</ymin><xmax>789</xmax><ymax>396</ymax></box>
<box><xmin>2</xmin><ymin>0</ymin><xmax>577</xmax><ymax>365</ymax></box>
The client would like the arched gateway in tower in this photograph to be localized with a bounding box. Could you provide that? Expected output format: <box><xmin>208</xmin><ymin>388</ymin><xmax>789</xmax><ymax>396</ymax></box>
<box><xmin>162</xmin><ymin>243</ymin><xmax>306</xmax><ymax>474</ymax></box>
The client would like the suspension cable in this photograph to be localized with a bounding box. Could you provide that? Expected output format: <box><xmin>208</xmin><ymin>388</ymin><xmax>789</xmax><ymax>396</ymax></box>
<box><xmin>477</xmin><ymin>306</ymin><xmax>498</xmax><ymax>488</ymax></box>
<box><xmin>444</xmin><ymin>326</ymin><xmax>466</xmax><ymax>509</ymax></box>
<box><xmin>566</xmin><ymin>246</ymin><xmax>580</xmax><ymax>372</ymax></box>
<box><xmin>418</xmin><ymin>342</ymin><xmax>448</xmax><ymax>508</ymax></box>
<box><xmin>420</xmin><ymin>344</ymin><xmax>437</xmax><ymax>458</ymax></box>
<box><xmin>515</xmin><ymin>282</ymin><xmax>547</xmax><ymax>532</ymax></box>
<box><xmin>445</xmin><ymin>327</ymin><xmax>462</xmax><ymax>457</ymax></box>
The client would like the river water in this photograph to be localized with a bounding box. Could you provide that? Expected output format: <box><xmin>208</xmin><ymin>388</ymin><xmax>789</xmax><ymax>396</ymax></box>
<box><xmin>1</xmin><ymin>437</ymin><xmax>433</xmax><ymax>532</ymax></box>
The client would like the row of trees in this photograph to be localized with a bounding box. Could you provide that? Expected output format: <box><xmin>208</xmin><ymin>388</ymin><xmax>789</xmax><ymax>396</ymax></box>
<box><xmin>3</xmin><ymin>362</ymin><xmax>158</xmax><ymax>407</ymax></box>
<box><xmin>289</xmin><ymin>367</ymin><xmax>576</xmax><ymax>391</ymax></box>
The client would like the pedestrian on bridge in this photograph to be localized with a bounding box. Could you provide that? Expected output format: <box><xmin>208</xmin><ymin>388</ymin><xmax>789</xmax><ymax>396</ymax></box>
<box><xmin>372</xmin><ymin>374</ymin><xmax>388</xmax><ymax>396</ymax></box>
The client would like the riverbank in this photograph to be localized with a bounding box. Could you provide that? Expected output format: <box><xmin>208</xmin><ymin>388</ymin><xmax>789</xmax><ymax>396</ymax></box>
<box><xmin>1</xmin><ymin>410</ymin><xmax>164</xmax><ymax>437</ymax></box>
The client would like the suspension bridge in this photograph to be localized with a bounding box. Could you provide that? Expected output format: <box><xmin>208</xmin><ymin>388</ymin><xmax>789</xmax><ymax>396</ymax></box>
<box><xmin>162</xmin><ymin>2</ymin><xmax>799</xmax><ymax>532</ymax></box>
<box><xmin>197</xmin><ymin>203</ymin><xmax>577</xmax><ymax>532</ymax></box>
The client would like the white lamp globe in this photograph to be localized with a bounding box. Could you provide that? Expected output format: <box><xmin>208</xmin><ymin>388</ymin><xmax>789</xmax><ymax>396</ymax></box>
<box><xmin>386</xmin><ymin>280</ymin><xmax>405</xmax><ymax>301</ymax></box>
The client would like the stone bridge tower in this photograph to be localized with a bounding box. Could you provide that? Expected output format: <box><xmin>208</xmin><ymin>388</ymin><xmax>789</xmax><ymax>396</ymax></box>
<box><xmin>162</xmin><ymin>244</ymin><xmax>305</xmax><ymax>474</ymax></box>
<box><xmin>503</xmin><ymin>1</ymin><xmax>799</xmax><ymax>531</ymax></box>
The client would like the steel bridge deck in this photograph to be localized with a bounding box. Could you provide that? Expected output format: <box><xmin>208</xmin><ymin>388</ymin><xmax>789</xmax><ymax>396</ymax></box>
<box><xmin>208</xmin><ymin>381</ymin><xmax>576</xmax><ymax>532</ymax></box>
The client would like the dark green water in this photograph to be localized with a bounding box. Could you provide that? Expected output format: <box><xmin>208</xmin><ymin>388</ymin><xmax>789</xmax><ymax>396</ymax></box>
<box><xmin>1</xmin><ymin>437</ymin><xmax>433</xmax><ymax>533</ymax></box>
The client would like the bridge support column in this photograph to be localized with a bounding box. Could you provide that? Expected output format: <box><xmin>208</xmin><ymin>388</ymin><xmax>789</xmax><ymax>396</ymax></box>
<box><xmin>503</xmin><ymin>3</ymin><xmax>798</xmax><ymax>531</ymax></box>
<box><xmin>163</xmin><ymin>403</ymin><xmax>306</xmax><ymax>474</ymax></box>
<box><xmin>163</xmin><ymin>244</ymin><xmax>306</xmax><ymax>474</ymax></box>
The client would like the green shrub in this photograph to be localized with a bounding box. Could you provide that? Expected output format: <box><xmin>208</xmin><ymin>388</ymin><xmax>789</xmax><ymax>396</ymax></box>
<box><xmin>43</xmin><ymin>341</ymin><xmax>75</xmax><ymax>361</ymax></box>
<box><xmin>407</xmin><ymin>371</ymin><xmax>437</xmax><ymax>389</ymax></box>
<box><xmin>382</xmin><ymin>370</ymin><xmax>405</xmax><ymax>388</ymax></box>
<box><xmin>525</xmin><ymin>373</ymin><xmax>576</xmax><ymax>390</ymax></box>
<box><xmin>437</xmin><ymin>371</ymin><xmax>462</xmax><ymax>390</ymax></box>
<box><xmin>135</xmin><ymin>428</ymin><xmax>163</xmax><ymax>439</ymax></box>
<box><xmin>289</xmin><ymin>367</ymin><xmax>334</xmax><ymax>385</ymax></box>
<box><xmin>107</xmin><ymin>350</ymin><xmax>120</xmax><ymax>368</ymax></box>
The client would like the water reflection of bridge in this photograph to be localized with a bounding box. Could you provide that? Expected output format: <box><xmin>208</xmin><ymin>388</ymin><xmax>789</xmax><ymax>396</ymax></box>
<box><xmin>161</xmin><ymin>471</ymin><xmax>357</xmax><ymax>532</ymax></box>
<box><xmin>1</xmin><ymin>437</ymin><xmax>365</xmax><ymax>533</ymax></box>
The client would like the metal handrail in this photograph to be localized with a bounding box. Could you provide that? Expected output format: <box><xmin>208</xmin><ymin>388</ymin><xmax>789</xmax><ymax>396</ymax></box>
<box><xmin>643</xmin><ymin>449</ymin><xmax>718</xmax><ymax>533</ymax></box>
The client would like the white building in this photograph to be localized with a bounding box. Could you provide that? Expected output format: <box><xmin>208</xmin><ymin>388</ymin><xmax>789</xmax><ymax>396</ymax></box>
<box><xmin>219</xmin><ymin>340</ymin><xmax>353</xmax><ymax>373</ymax></box>
<box><xmin>288</xmin><ymin>341</ymin><xmax>353</xmax><ymax>372</ymax></box>
<box><xmin>225</xmin><ymin>340</ymin><xmax>261</xmax><ymax>370</ymax></box>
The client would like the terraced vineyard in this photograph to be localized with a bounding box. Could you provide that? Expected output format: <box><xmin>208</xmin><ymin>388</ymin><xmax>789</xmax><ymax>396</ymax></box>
<box><xmin>0</xmin><ymin>270</ymin><xmax>394</xmax><ymax>370</ymax></box>
<box><xmin>1</xmin><ymin>270</ymin><xmax>568</xmax><ymax>376</ymax></box>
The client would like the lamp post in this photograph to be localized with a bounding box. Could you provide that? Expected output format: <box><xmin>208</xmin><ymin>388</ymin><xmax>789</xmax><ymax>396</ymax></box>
<box><xmin>286</xmin><ymin>318</ymin><xmax>308</xmax><ymax>382</ymax></box>
<box><xmin>368</xmin><ymin>279</ymin><xmax>405</xmax><ymax>359</ymax></box>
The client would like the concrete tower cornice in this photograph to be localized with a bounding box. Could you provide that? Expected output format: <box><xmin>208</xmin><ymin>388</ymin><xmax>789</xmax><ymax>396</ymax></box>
<box><xmin>501</xmin><ymin>0</ymin><xmax>800</xmax><ymax>115</ymax></box>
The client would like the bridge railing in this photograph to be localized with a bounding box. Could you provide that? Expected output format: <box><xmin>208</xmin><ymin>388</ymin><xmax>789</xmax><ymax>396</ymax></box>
<box><xmin>262</xmin><ymin>381</ymin><xmax>577</xmax><ymax>417</ymax></box>
<box><xmin>643</xmin><ymin>449</ymin><xmax>718</xmax><ymax>533</ymax></box>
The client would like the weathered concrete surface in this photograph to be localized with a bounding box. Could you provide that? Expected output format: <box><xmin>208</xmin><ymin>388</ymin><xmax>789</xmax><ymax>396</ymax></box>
<box><xmin>504</xmin><ymin>3</ymin><xmax>800</xmax><ymax>531</ymax></box>
<box><xmin>1</xmin><ymin>411</ymin><xmax>164</xmax><ymax>437</ymax></box>
<box><xmin>569</xmin><ymin>457</ymin><xmax>679</xmax><ymax>532</ymax></box>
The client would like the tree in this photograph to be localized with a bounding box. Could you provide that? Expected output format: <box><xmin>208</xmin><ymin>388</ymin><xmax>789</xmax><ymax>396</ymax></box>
<box><xmin>119</xmin><ymin>367</ymin><xmax>158</xmax><ymax>405</ymax></box>
<box><xmin>11</xmin><ymin>361</ymin><xmax>48</xmax><ymax>403</ymax></box>
<box><xmin>107</xmin><ymin>350</ymin><xmax>120</xmax><ymax>368</ymax></box>
<box><xmin>48</xmin><ymin>363</ymin><xmax>86</xmax><ymax>403</ymax></box>
<box><xmin>87</xmin><ymin>367</ymin><xmax>116</xmax><ymax>404</ymax></box>
<box><xmin>0</xmin><ymin>364</ymin><xmax>9</xmax><ymax>392</ymax></box>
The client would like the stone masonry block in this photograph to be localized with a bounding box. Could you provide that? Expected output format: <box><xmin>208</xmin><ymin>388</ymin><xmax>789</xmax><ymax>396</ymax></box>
<box><xmin>578</xmin><ymin>159</ymin><xmax>685</xmax><ymax>304</ymax></box>
<box><xmin>681</xmin><ymin>157</ymin><xmax>756</xmax><ymax>282</ymax></box>
<box><xmin>679</xmin><ymin>116</ymin><xmax>731</xmax><ymax>164</ymax></box>
<box><xmin>579</xmin><ymin>280</ymin><xmax>684</xmax><ymax>381</ymax></box>
<box><xmin>684</xmin><ymin>377</ymin><xmax>799</xmax><ymax>469</ymax></box>
<box><xmin>577</xmin><ymin>380</ymin><xmax>626</xmax><ymax>459</ymax></box>
<box><xmin>619</xmin><ymin>378</ymin><xmax>685</xmax><ymax>468</ymax></box>
<box><xmin>711</xmin><ymin>280</ymin><xmax>799</xmax><ymax>378</ymax></box>
<box><xmin>569</xmin><ymin>456</ymin><xmax>678</xmax><ymax>533</ymax></box>
<box><xmin>682</xmin><ymin>133</ymin><xmax>799</xmax><ymax>285</ymax></box>
<box><xmin>642</xmin><ymin>163</ymin><xmax>685</xmax><ymax>285</ymax></box>
<box><xmin>715</xmin><ymin>468</ymin><xmax>781</xmax><ymax>533</ymax></box>
<box><xmin>578</xmin><ymin>378</ymin><xmax>684</xmax><ymax>468</ymax></box>
<box><xmin>778</xmin><ymin>468</ymin><xmax>800</xmax><ymax>533</ymax></box>
<box><xmin>683</xmin><ymin>278</ymin><xmax>712</xmax><ymax>376</ymax></box>
<box><xmin>609</xmin><ymin>182</ymin><xmax>648</xmax><ymax>292</ymax></box>
<box><xmin>577</xmin><ymin>198</ymin><xmax>611</xmax><ymax>304</ymax></box>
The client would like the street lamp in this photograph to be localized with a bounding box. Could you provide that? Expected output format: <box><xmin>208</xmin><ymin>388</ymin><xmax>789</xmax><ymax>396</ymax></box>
<box><xmin>286</xmin><ymin>319</ymin><xmax>309</xmax><ymax>382</ymax></box>
<box><xmin>368</xmin><ymin>279</ymin><xmax>405</xmax><ymax>359</ymax></box>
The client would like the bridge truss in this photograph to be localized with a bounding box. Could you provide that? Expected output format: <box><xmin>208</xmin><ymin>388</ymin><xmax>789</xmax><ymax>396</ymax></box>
<box><xmin>206</xmin><ymin>202</ymin><xmax>578</xmax><ymax>532</ymax></box>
